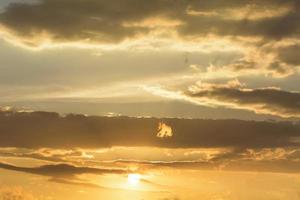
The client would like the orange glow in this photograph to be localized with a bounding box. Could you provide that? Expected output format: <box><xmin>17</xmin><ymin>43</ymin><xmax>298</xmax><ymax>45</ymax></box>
<box><xmin>157</xmin><ymin>122</ymin><xmax>173</xmax><ymax>138</ymax></box>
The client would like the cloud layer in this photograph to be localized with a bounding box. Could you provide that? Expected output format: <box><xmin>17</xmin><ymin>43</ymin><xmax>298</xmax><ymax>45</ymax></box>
<box><xmin>0</xmin><ymin>0</ymin><xmax>299</xmax><ymax>45</ymax></box>
<box><xmin>0</xmin><ymin>109</ymin><xmax>299</xmax><ymax>149</ymax></box>
<box><xmin>0</xmin><ymin>0</ymin><xmax>299</xmax><ymax>79</ymax></box>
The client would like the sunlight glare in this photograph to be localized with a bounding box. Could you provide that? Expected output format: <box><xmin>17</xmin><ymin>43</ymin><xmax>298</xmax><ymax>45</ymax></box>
<box><xmin>127</xmin><ymin>174</ymin><xmax>141</xmax><ymax>186</ymax></box>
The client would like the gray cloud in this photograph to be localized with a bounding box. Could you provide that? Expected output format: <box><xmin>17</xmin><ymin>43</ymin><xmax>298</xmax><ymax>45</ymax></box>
<box><xmin>0</xmin><ymin>161</ymin><xmax>168</xmax><ymax>191</ymax></box>
<box><xmin>187</xmin><ymin>81</ymin><xmax>300</xmax><ymax>118</ymax></box>
<box><xmin>179</xmin><ymin>6</ymin><xmax>300</xmax><ymax>40</ymax></box>
<box><xmin>0</xmin><ymin>0</ymin><xmax>299</xmax><ymax>46</ymax></box>
<box><xmin>0</xmin><ymin>161</ymin><xmax>134</xmax><ymax>190</ymax></box>
<box><xmin>0</xmin><ymin>162</ymin><xmax>127</xmax><ymax>178</ymax></box>
<box><xmin>0</xmin><ymin>110</ymin><xmax>299</xmax><ymax>149</ymax></box>
<box><xmin>1</xmin><ymin>0</ymin><xmax>300</xmax><ymax>79</ymax></box>
<box><xmin>0</xmin><ymin>0</ymin><xmax>172</xmax><ymax>44</ymax></box>
<box><xmin>277</xmin><ymin>44</ymin><xmax>300</xmax><ymax>66</ymax></box>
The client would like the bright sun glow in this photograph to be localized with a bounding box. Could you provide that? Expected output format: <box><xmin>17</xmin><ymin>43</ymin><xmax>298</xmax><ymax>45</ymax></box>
<box><xmin>127</xmin><ymin>173</ymin><xmax>141</xmax><ymax>186</ymax></box>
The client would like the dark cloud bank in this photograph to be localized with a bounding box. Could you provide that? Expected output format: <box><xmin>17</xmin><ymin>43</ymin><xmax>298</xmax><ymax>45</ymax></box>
<box><xmin>0</xmin><ymin>110</ymin><xmax>299</xmax><ymax>149</ymax></box>
<box><xmin>0</xmin><ymin>0</ymin><xmax>299</xmax><ymax>78</ymax></box>
<box><xmin>187</xmin><ymin>85</ymin><xmax>300</xmax><ymax>118</ymax></box>
<box><xmin>0</xmin><ymin>161</ymin><xmax>131</xmax><ymax>190</ymax></box>
<box><xmin>0</xmin><ymin>0</ymin><xmax>299</xmax><ymax>44</ymax></box>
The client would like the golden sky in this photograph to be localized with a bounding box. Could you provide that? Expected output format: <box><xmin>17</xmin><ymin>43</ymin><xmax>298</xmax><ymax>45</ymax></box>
<box><xmin>0</xmin><ymin>0</ymin><xmax>300</xmax><ymax>199</ymax></box>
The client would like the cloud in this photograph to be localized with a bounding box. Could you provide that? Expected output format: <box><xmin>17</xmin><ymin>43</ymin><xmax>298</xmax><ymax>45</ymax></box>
<box><xmin>187</xmin><ymin>80</ymin><xmax>300</xmax><ymax>118</ymax></box>
<box><xmin>0</xmin><ymin>0</ymin><xmax>173</xmax><ymax>46</ymax></box>
<box><xmin>276</xmin><ymin>44</ymin><xmax>300</xmax><ymax>66</ymax></box>
<box><xmin>0</xmin><ymin>0</ymin><xmax>299</xmax><ymax>48</ymax></box>
<box><xmin>111</xmin><ymin>148</ymin><xmax>300</xmax><ymax>174</ymax></box>
<box><xmin>178</xmin><ymin>6</ymin><xmax>300</xmax><ymax>40</ymax></box>
<box><xmin>0</xmin><ymin>162</ymin><xmax>128</xmax><ymax>178</ymax></box>
<box><xmin>0</xmin><ymin>0</ymin><xmax>299</xmax><ymax>79</ymax></box>
<box><xmin>1</xmin><ymin>145</ymin><xmax>300</xmax><ymax>174</ymax></box>
<box><xmin>0</xmin><ymin>161</ymin><xmax>130</xmax><ymax>189</ymax></box>
<box><xmin>217</xmin><ymin>55</ymin><xmax>295</xmax><ymax>78</ymax></box>
<box><xmin>2</xmin><ymin>147</ymin><xmax>300</xmax><ymax>174</ymax></box>
<box><xmin>0</xmin><ymin>161</ymin><xmax>167</xmax><ymax>191</ymax></box>
<box><xmin>0</xmin><ymin>109</ymin><xmax>300</xmax><ymax>149</ymax></box>
<box><xmin>0</xmin><ymin>161</ymin><xmax>163</xmax><ymax>192</ymax></box>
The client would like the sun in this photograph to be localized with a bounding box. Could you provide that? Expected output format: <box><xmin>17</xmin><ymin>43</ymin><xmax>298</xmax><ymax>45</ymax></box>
<box><xmin>127</xmin><ymin>173</ymin><xmax>141</xmax><ymax>186</ymax></box>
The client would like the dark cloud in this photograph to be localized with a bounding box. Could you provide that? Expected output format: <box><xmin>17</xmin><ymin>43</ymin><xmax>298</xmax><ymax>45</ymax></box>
<box><xmin>0</xmin><ymin>0</ymin><xmax>175</xmax><ymax>44</ymax></box>
<box><xmin>188</xmin><ymin>82</ymin><xmax>300</xmax><ymax>118</ymax></box>
<box><xmin>0</xmin><ymin>161</ymin><xmax>168</xmax><ymax>191</ymax></box>
<box><xmin>180</xmin><ymin>0</ymin><xmax>300</xmax><ymax>40</ymax></box>
<box><xmin>266</xmin><ymin>61</ymin><xmax>294</xmax><ymax>77</ymax></box>
<box><xmin>222</xmin><ymin>57</ymin><xmax>295</xmax><ymax>78</ymax></box>
<box><xmin>0</xmin><ymin>162</ymin><xmax>127</xmax><ymax>178</ymax></box>
<box><xmin>0</xmin><ymin>0</ymin><xmax>299</xmax><ymax>46</ymax></box>
<box><xmin>1</xmin><ymin>0</ymin><xmax>299</xmax><ymax>78</ymax></box>
<box><xmin>0</xmin><ymin>161</ymin><xmax>136</xmax><ymax>190</ymax></box>
<box><xmin>179</xmin><ymin>5</ymin><xmax>300</xmax><ymax>40</ymax></box>
<box><xmin>0</xmin><ymin>110</ymin><xmax>300</xmax><ymax>149</ymax></box>
<box><xmin>277</xmin><ymin>44</ymin><xmax>300</xmax><ymax>66</ymax></box>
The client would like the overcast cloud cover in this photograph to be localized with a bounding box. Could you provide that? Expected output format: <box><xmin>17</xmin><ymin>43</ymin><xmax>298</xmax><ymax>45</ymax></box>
<box><xmin>0</xmin><ymin>0</ymin><xmax>299</xmax><ymax>120</ymax></box>
<box><xmin>0</xmin><ymin>1</ymin><xmax>300</xmax><ymax>199</ymax></box>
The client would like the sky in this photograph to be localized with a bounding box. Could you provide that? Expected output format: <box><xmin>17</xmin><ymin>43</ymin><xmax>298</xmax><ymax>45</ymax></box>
<box><xmin>0</xmin><ymin>0</ymin><xmax>300</xmax><ymax>200</ymax></box>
